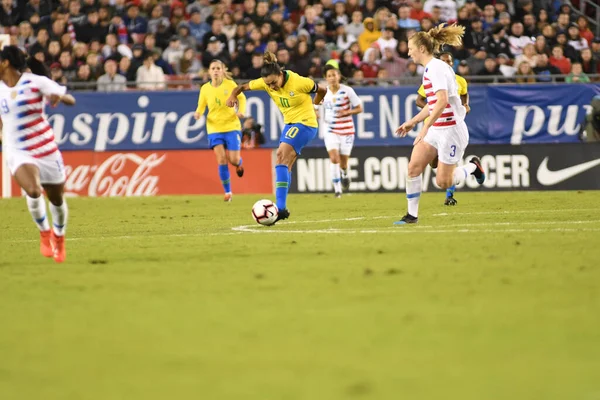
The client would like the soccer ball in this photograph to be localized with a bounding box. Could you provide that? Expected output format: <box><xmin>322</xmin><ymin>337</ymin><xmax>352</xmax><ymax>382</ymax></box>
<box><xmin>252</xmin><ymin>199</ymin><xmax>279</xmax><ymax>226</ymax></box>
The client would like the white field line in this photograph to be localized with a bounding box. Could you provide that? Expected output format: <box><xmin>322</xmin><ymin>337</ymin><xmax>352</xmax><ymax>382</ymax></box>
<box><xmin>433</xmin><ymin>208</ymin><xmax>599</xmax><ymax>217</ymax></box>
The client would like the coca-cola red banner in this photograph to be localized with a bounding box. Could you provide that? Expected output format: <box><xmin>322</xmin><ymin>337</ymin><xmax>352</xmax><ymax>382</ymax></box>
<box><xmin>1</xmin><ymin>149</ymin><xmax>273</xmax><ymax>197</ymax></box>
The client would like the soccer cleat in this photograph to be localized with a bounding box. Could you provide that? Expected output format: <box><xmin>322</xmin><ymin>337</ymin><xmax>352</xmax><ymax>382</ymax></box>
<box><xmin>274</xmin><ymin>208</ymin><xmax>290</xmax><ymax>224</ymax></box>
<box><xmin>224</xmin><ymin>192</ymin><xmax>232</xmax><ymax>202</ymax></box>
<box><xmin>393</xmin><ymin>213</ymin><xmax>418</xmax><ymax>225</ymax></box>
<box><xmin>52</xmin><ymin>232</ymin><xmax>66</xmax><ymax>263</ymax></box>
<box><xmin>236</xmin><ymin>165</ymin><xmax>244</xmax><ymax>177</ymax></box>
<box><xmin>469</xmin><ymin>156</ymin><xmax>486</xmax><ymax>185</ymax></box>
<box><xmin>40</xmin><ymin>230</ymin><xmax>53</xmax><ymax>258</ymax></box>
<box><xmin>335</xmin><ymin>192</ymin><xmax>342</xmax><ymax>198</ymax></box>
<box><xmin>444</xmin><ymin>195</ymin><xmax>458</xmax><ymax>206</ymax></box>
<box><xmin>341</xmin><ymin>176</ymin><xmax>351</xmax><ymax>192</ymax></box>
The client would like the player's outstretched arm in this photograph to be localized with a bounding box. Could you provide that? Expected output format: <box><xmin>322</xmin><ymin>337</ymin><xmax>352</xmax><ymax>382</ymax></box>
<box><xmin>50</xmin><ymin>94</ymin><xmax>76</xmax><ymax>107</ymax></box>
<box><xmin>226</xmin><ymin>83</ymin><xmax>250</xmax><ymax>108</ymax></box>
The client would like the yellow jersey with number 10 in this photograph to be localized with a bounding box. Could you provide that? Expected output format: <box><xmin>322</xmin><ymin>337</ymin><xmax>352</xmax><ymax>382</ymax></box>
<box><xmin>249</xmin><ymin>70</ymin><xmax>318</xmax><ymax>128</ymax></box>
<box><xmin>196</xmin><ymin>79</ymin><xmax>247</xmax><ymax>134</ymax></box>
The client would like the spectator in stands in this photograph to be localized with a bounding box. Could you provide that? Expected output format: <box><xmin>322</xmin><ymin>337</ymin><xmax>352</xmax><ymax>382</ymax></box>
<box><xmin>592</xmin><ymin>38</ymin><xmax>600</xmax><ymax>60</ymax></box>
<box><xmin>466</xmin><ymin>46</ymin><xmax>487</xmax><ymax>74</ymax></box>
<box><xmin>50</xmin><ymin>62</ymin><xmax>67</xmax><ymax>84</ymax></box>
<box><xmin>481</xmin><ymin>5</ymin><xmax>497</xmax><ymax>32</ymax></box>
<box><xmin>515</xmin><ymin>43</ymin><xmax>538</xmax><ymax>68</ymax></box>
<box><xmin>245</xmin><ymin>52</ymin><xmax>263</xmax><ymax>79</ymax></box>
<box><xmin>536</xmin><ymin>8</ymin><xmax>549</xmax><ymax>32</ymax></box>
<box><xmin>514</xmin><ymin>0</ymin><xmax>534</xmax><ymax>23</ymax></box>
<box><xmin>276</xmin><ymin>48</ymin><xmax>290</xmax><ymax>69</ymax></box>
<box><xmin>339</xmin><ymin>50</ymin><xmax>358</xmax><ymax>78</ymax></box>
<box><xmin>59</xmin><ymin>50</ymin><xmax>76</xmax><ymax>81</ymax></box>
<box><xmin>86</xmin><ymin>52</ymin><xmax>102</xmax><ymax>79</ymax></box>
<box><xmin>534</xmin><ymin>35</ymin><xmax>549</xmax><ymax>56</ymax></box>
<box><xmin>553</xmin><ymin>12</ymin><xmax>570</xmax><ymax>34</ymax></box>
<box><xmin>497</xmin><ymin>53</ymin><xmax>517</xmax><ymax>77</ymax></box>
<box><xmin>515</xmin><ymin>61</ymin><xmax>536</xmax><ymax>83</ymax></box>
<box><xmin>124</xmin><ymin>4</ymin><xmax>148</xmax><ymax>35</ymax></box>
<box><xmin>464</xmin><ymin>18</ymin><xmax>485</xmax><ymax>52</ymax></box>
<box><xmin>144</xmin><ymin>33</ymin><xmax>159</xmax><ymax>54</ymax></box>
<box><xmin>410</xmin><ymin>0</ymin><xmax>431</xmax><ymax>21</ymax></box>
<box><xmin>309</xmin><ymin>54</ymin><xmax>323</xmax><ymax>77</ymax></box>
<box><xmin>177</xmin><ymin>47</ymin><xmax>201</xmax><ymax>75</ymax></box>
<box><xmin>201</xmin><ymin>36</ymin><xmax>229</xmax><ymax>68</ymax></box>
<box><xmin>580</xmin><ymin>48</ymin><xmax>598</xmax><ymax>75</ymax></box>
<box><xmin>29</xmin><ymin>28</ymin><xmax>49</xmax><ymax>57</ymax></box>
<box><xmin>555</xmin><ymin>32</ymin><xmax>578</xmax><ymax>61</ymax></box>
<box><xmin>136</xmin><ymin>51</ymin><xmax>166</xmax><ymax>90</ymax></box>
<box><xmin>577</xmin><ymin>16</ymin><xmax>594</xmax><ymax>46</ymax></box>
<box><xmin>484</xmin><ymin>24</ymin><xmax>513</xmax><ymax>58</ymax></box>
<box><xmin>457</xmin><ymin>59</ymin><xmax>471</xmax><ymax>78</ymax></box>
<box><xmin>456</xmin><ymin>6</ymin><xmax>471</xmax><ymax>28</ymax></box>
<box><xmin>508</xmin><ymin>22</ymin><xmax>534</xmax><ymax>57</ymax></box>
<box><xmin>186</xmin><ymin>0</ymin><xmax>212</xmax><ymax>22</ymax></box>
<box><xmin>534</xmin><ymin>53</ymin><xmax>561</xmax><ymax>81</ymax></box>
<box><xmin>363</xmin><ymin>0</ymin><xmax>377</xmax><ymax>18</ymax></box>
<box><xmin>549</xmin><ymin>45</ymin><xmax>572</xmax><ymax>75</ymax></box>
<box><xmin>333</xmin><ymin>1</ymin><xmax>349</xmax><ymax>26</ymax></box>
<box><xmin>497</xmin><ymin>12</ymin><xmax>512</xmax><ymax>32</ymax></box>
<box><xmin>148</xmin><ymin>5</ymin><xmax>170</xmax><ymax>35</ymax></box>
<box><xmin>346</xmin><ymin>11</ymin><xmax>365</xmax><ymax>38</ymax></box>
<box><xmin>17</xmin><ymin>21</ymin><xmax>35</xmax><ymax>50</ymax></box>
<box><xmin>126</xmin><ymin>43</ymin><xmax>145</xmax><ymax>81</ymax></box>
<box><xmin>567</xmin><ymin>24</ymin><xmax>589</xmax><ymax>52</ymax></box>
<box><xmin>522</xmin><ymin>13</ymin><xmax>538</xmax><ymax>37</ymax></box>
<box><xmin>428</xmin><ymin>6</ymin><xmax>442</xmax><ymax>25</ymax></box>
<box><xmin>177</xmin><ymin>23</ymin><xmax>197</xmax><ymax>51</ymax></box>
<box><xmin>374</xmin><ymin>7</ymin><xmax>392</xmax><ymax>31</ymax></box>
<box><xmin>73</xmin><ymin>63</ymin><xmax>94</xmax><ymax>87</ymax></box>
<box><xmin>202</xmin><ymin>18</ymin><xmax>228</xmax><ymax>52</ymax></box>
<box><xmin>360</xmin><ymin>47</ymin><xmax>380</xmax><ymax>79</ymax></box>
<box><xmin>566</xmin><ymin>62</ymin><xmax>591</xmax><ymax>83</ymax></box>
<box><xmin>73</xmin><ymin>42</ymin><xmax>89</xmax><ymax>65</ymax></box>
<box><xmin>380</xmin><ymin>47</ymin><xmax>408</xmax><ymax>78</ymax></box>
<box><xmin>118</xmin><ymin>55</ymin><xmax>131</xmax><ymax>78</ymax></box>
<box><xmin>25</xmin><ymin>0</ymin><xmax>51</xmax><ymax>20</ymax></box>
<box><xmin>162</xmin><ymin>36</ymin><xmax>185</xmax><ymax>66</ymax></box>
<box><xmin>376</xmin><ymin>28</ymin><xmax>398</xmax><ymax>53</ymax></box>
<box><xmin>336</xmin><ymin>24</ymin><xmax>356</xmax><ymax>53</ymax></box>
<box><xmin>478</xmin><ymin>56</ymin><xmax>500</xmax><ymax>78</ymax></box>
<box><xmin>69</xmin><ymin>0</ymin><xmax>87</xmax><ymax>26</ymax></box>
<box><xmin>358</xmin><ymin>17</ymin><xmax>380</xmax><ymax>53</ymax></box>
<box><xmin>423</xmin><ymin>0</ymin><xmax>457</xmax><ymax>22</ymax></box>
<box><xmin>77</xmin><ymin>9</ymin><xmax>107</xmax><ymax>44</ymax></box>
<box><xmin>397</xmin><ymin>5</ymin><xmax>420</xmax><ymax>31</ymax></box>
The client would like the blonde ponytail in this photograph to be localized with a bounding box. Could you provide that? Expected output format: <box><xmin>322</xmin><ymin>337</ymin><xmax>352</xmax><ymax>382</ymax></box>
<box><xmin>263</xmin><ymin>51</ymin><xmax>278</xmax><ymax>64</ymax></box>
<box><xmin>411</xmin><ymin>23</ymin><xmax>465</xmax><ymax>55</ymax></box>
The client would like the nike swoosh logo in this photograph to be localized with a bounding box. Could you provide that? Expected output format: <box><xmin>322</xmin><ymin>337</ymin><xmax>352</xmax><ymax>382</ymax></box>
<box><xmin>537</xmin><ymin>157</ymin><xmax>600</xmax><ymax>186</ymax></box>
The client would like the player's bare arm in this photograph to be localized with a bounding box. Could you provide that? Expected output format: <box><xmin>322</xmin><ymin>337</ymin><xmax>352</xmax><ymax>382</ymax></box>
<box><xmin>226</xmin><ymin>83</ymin><xmax>250</xmax><ymax>108</ymax></box>
<box><xmin>337</xmin><ymin>104</ymin><xmax>363</xmax><ymax>117</ymax></box>
<box><xmin>461</xmin><ymin>93</ymin><xmax>470</xmax><ymax>113</ymax></box>
<box><xmin>50</xmin><ymin>94</ymin><xmax>76</xmax><ymax>107</ymax></box>
<box><xmin>424</xmin><ymin>89</ymin><xmax>449</xmax><ymax>130</ymax></box>
<box><xmin>415</xmin><ymin>95</ymin><xmax>427</xmax><ymax>109</ymax></box>
<box><xmin>313</xmin><ymin>84</ymin><xmax>327</xmax><ymax>106</ymax></box>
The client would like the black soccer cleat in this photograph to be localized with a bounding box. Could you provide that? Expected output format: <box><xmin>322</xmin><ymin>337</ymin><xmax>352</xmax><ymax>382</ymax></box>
<box><xmin>444</xmin><ymin>195</ymin><xmax>458</xmax><ymax>206</ymax></box>
<box><xmin>469</xmin><ymin>156</ymin><xmax>486</xmax><ymax>185</ymax></box>
<box><xmin>334</xmin><ymin>192</ymin><xmax>342</xmax><ymax>198</ymax></box>
<box><xmin>274</xmin><ymin>208</ymin><xmax>290</xmax><ymax>224</ymax></box>
<box><xmin>341</xmin><ymin>176</ymin><xmax>351</xmax><ymax>192</ymax></box>
<box><xmin>393</xmin><ymin>213</ymin><xmax>418</xmax><ymax>225</ymax></box>
<box><xmin>236</xmin><ymin>165</ymin><xmax>244</xmax><ymax>178</ymax></box>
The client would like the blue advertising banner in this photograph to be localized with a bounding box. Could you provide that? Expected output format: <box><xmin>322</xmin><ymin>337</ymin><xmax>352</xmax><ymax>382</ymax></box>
<box><xmin>43</xmin><ymin>83</ymin><xmax>600</xmax><ymax>151</ymax></box>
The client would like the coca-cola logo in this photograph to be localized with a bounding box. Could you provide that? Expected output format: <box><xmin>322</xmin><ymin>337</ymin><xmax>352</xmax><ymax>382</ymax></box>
<box><xmin>64</xmin><ymin>153</ymin><xmax>166</xmax><ymax>197</ymax></box>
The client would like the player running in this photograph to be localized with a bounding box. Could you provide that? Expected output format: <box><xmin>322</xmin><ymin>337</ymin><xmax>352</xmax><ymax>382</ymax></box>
<box><xmin>319</xmin><ymin>64</ymin><xmax>363</xmax><ymax>198</ymax></box>
<box><xmin>395</xmin><ymin>24</ymin><xmax>485</xmax><ymax>225</ymax></box>
<box><xmin>226</xmin><ymin>51</ymin><xmax>327</xmax><ymax>223</ymax></box>
<box><xmin>194</xmin><ymin>59</ymin><xmax>246</xmax><ymax>202</ymax></box>
<box><xmin>0</xmin><ymin>45</ymin><xmax>75</xmax><ymax>262</ymax></box>
<box><xmin>416</xmin><ymin>51</ymin><xmax>470</xmax><ymax>206</ymax></box>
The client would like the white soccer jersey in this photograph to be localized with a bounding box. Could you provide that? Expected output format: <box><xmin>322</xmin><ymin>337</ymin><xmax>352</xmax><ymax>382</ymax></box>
<box><xmin>322</xmin><ymin>84</ymin><xmax>362</xmax><ymax>136</ymax></box>
<box><xmin>0</xmin><ymin>73</ymin><xmax>66</xmax><ymax>158</ymax></box>
<box><xmin>422</xmin><ymin>58</ymin><xmax>465</xmax><ymax>129</ymax></box>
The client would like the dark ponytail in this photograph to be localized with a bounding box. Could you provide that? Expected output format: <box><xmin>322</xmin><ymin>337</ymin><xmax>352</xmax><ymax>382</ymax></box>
<box><xmin>26</xmin><ymin>56</ymin><xmax>50</xmax><ymax>78</ymax></box>
<box><xmin>0</xmin><ymin>45</ymin><xmax>49</xmax><ymax>77</ymax></box>
<box><xmin>260</xmin><ymin>51</ymin><xmax>281</xmax><ymax>77</ymax></box>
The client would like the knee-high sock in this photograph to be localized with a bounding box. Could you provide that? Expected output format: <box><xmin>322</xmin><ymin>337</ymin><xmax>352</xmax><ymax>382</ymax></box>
<box><xmin>218</xmin><ymin>164</ymin><xmax>231</xmax><ymax>193</ymax></box>
<box><xmin>446</xmin><ymin>185</ymin><xmax>456</xmax><ymax>198</ymax></box>
<box><xmin>330</xmin><ymin>162</ymin><xmax>342</xmax><ymax>193</ymax></box>
<box><xmin>288</xmin><ymin>169</ymin><xmax>292</xmax><ymax>189</ymax></box>
<box><xmin>49</xmin><ymin>200</ymin><xmax>68</xmax><ymax>236</ymax></box>
<box><xmin>406</xmin><ymin>175</ymin><xmax>422</xmax><ymax>217</ymax></box>
<box><xmin>275</xmin><ymin>164</ymin><xmax>289</xmax><ymax>210</ymax></box>
<box><xmin>452</xmin><ymin>163</ymin><xmax>477</xmax><ymax>186</ymax></box>
<box><xmin>26</xmin><ymin>195</ymin><xmax>50</xmax><ymax>231</ymax></box>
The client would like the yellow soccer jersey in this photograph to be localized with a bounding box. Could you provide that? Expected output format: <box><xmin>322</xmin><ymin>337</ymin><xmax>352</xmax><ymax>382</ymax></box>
<box><xmin>418</xmin><ymin>74</ymin><xmax>468</xmax><ymax>97</ymax></box>
<box><xmin>196</xmin><ymin>79</ymin><xmax>246</xmax><ymax>134</ymax></box>
<box><xmin>249</xmin><ymin>70</ymin><xmax>318</xmax><ymax>128</ymax></box>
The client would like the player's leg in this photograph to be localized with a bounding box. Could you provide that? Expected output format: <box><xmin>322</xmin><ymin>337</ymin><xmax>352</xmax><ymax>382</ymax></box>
<box><xmin>211</xmin><ymin>139</ymin><xmax>232</xmax><ymax>201</ymax></box>
<box><xmin>394</xmin><ymin>141</ymin><xmax>437</xmax><ymax>225</ymax></box>
<box><xmin>43</xmin><ymin>183</ymin><xmax>68</xmax><ymax>263</ymax></box>
<box><xmin>339</xmin><ymin>135</ymin><xmax>355</xmax><ymax>192</ymax></box>
<box><xmin>328</xmin><ymin>149</ymin><xmax>342</xmax><ymax>197</ymax></box>
<box><xmin>226</xmin><ymin>131</ymin><xmax>244</xmax><ymax>177</ymax></box>
<box><xmin>13</xmin><ymin>163</ymin><xmax>53</xmax><ymax>257</ymax></box>
<box><xmin>436</xmin><ymin>124</ymin><xmax>485</xmax><ymax>190</ymax></box>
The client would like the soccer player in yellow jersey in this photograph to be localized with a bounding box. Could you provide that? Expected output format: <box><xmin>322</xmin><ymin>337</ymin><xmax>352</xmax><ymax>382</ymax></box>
<box><xmin>415</xmin><ymin>51</ymin><xmax>470</xmax><ymax>206</ymax></box>
<box><xmin>227</xmin><ymin>51</ymin><xmax>327</xmax><ymax>223</ymax></box>
<box><xmin>194</xmin><ymin>60</ymin><xmax>247</xmax><ymax>202</ymax></box>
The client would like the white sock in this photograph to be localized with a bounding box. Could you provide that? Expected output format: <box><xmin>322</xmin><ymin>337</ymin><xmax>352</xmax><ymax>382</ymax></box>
<box><xmin>341</xmin><ymin>168</ymin><xmax>348</xmax><ymax>178</ymax></box>
<box><xmin>452</xmin><ymin>163</ymin><xmax>477</xmax><ymax>186</ymax></box>
<box><xmin>330</xmin><ymin>162</ymin><xmax>342</xmax><ymax>193</ymax></box>
<box><xmin>26</xmin><ymin>195</ymin><xmax>50</xmax><ymax>231</ymax></box>
<box><xmin>50</xmin><ymin>200</ymin><xmax>68</xmax><ymax>237</ymax></box>
<box><xmin>406</xmin><ymin>175</ymin><xmax>422</xmax><ymax>217</ymax></box>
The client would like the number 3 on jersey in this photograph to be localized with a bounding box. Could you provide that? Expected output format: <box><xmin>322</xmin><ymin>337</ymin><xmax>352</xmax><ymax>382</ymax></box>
<box><xmin>285</xmin><ymin>126</ymin><xmax>299</xmax><ymax>139</ymax></box>
<box><xmin>1</xmin><ymin>99</ymin><xmax>9</xmax><ymax>114</ymax></box>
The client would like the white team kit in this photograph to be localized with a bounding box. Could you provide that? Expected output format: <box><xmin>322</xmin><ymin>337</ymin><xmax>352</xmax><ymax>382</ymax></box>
<box><xmin>322</xmin><ymin>84</ymin><xmax>362</xmax><ymax>155</ymax></box>
<box><xmin>421</xmin><ymin>58</ymin><xmax>468</xmax><ymax>165</ymax></box>
<box><xmin>0</xmin><ymin>73</ymin><xmax>67</xmax><ymax>184</ymax></box>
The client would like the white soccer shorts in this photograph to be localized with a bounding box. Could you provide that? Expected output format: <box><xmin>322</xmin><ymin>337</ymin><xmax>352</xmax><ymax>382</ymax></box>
<box><xmin>324</xmin><ymin>133</ymin><xmax>355</xmax><ymax>156</ymax></box>
<box><xmin>6</xmin><ymin>149</ymin><xmax>66</xmax><ymax>184</ymax></box>
<box><xmin>423</xmin><ymin>121</ymin><xmax>469</xmax><ymax>165</ymax></box>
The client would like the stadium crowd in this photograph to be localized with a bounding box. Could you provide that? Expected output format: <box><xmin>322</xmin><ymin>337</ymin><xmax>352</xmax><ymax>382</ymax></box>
<box><xmin>3</xmin><ymin>0</ymin><xmax>599</xmax><ymax>90</ymax></box>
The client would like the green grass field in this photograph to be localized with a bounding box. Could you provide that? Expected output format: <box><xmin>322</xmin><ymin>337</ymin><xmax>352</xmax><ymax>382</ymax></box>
<box><xmin>1</xmin><ymin>191</ymin><xmax>599</xmax><ymax>400</ymax></box>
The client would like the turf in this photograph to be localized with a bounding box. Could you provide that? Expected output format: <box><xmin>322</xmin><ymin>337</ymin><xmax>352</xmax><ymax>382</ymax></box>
<box><xmin>0</xmin><ymin>191</ymin><xmax>599</xmax><ymax>400</ymax></box>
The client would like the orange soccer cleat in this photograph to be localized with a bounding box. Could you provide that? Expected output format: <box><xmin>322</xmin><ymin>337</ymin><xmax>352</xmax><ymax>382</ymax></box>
<box><xmin>224</xmin><ymin>192</ymin><xmax>232</xmax><ymax>202</ymax></box>
<box><xmin>40</xmin><ymin>230</ymin><xmax>54</xmax><ymax>258</ymax></box>
<box><xmin>52</xmin><ymin>232</ymin><xmax>66</xmax><ymax>263</ymax></box>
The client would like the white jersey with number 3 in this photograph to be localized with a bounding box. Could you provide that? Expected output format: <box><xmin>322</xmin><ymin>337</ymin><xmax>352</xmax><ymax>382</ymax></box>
<box><xmin>422</xmin><ymin>58</ymin><xmax>465</xmax><ymax>129</ymax></box>
<box><xmin>0</xmin><ymin>72</ymin><xmax>66</xmax><ymax>158</ymax></box>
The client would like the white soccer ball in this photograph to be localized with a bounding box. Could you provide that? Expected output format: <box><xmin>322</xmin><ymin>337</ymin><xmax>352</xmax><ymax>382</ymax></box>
<box><xmin>251</xmin><ymin>199</ymin><xmax>279</xmax><ymax>226</ymax></box>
